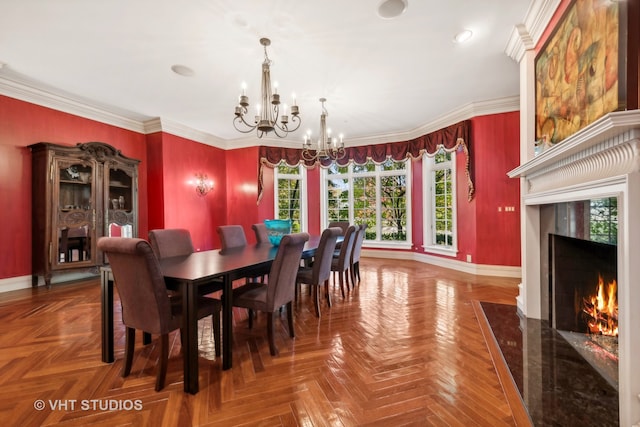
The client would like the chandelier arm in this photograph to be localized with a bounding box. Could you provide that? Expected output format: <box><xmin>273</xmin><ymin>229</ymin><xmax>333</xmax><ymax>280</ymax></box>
<box><xmin>233</xmin><ymin>115</ymin><xmax>258</xmax><ymax>133</ymax></box>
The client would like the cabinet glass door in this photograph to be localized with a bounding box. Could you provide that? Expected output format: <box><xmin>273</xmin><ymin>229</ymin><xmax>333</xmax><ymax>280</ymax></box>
<box><xmin>106</xmin><ymin>167</ymin><xmax>135</xmax><ymax>238</ymax></box>
<box><xmin>55</xmin><ymin>159</ymin><xmax>95</xmax><ymax>266</ymax></box>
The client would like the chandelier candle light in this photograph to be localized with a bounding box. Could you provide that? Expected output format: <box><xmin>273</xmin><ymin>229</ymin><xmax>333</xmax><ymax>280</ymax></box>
<box><xmin>301</xmin><ymin>98</ymin><xmax>345</xmax><ymax>162</ymax></box>
<box><xmin>233</xmin><ymin>38</ymin><xmax>301</xmax><ymax>138</ymax></box>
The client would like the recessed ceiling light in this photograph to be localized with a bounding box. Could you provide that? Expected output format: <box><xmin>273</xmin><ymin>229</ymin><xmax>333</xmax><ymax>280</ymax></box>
<box><xmin>377</xmin><ymin>0</ymin><xmax>408</xmax><ymax>19</ymax></box>
<box><xmin>171</xmin><ymin>64</ymin><xmax>195</xmax><ymax>77</ymax></box>
<box><xmin>454</xmin><ymin>29</ymin><xmax>473</xmax><ymax>44</ymax></box>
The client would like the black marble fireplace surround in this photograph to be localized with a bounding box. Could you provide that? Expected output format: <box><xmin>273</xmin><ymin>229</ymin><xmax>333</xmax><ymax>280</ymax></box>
<box><xmin>480</xmin><ymin>302</ymin><xmax>619</xmax><ymax>426</ymax></box>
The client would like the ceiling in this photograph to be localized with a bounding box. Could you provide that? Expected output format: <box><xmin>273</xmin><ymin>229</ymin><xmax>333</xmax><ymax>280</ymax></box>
<box><xmin>0</xmin><ymin>0</ymin><xmax>533</xmax><ymax>147</ymax></box>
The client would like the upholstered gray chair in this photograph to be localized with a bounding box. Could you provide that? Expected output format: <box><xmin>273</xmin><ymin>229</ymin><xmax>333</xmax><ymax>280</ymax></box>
<box><xmin>97</xmin><ymin>237</ymin><xmax>221</xmax><ymax>391</ymax></box>
<box><xmin>328</xmin><ymin>221</ymin><xmax>349</xmax><ymax>249</ymax></box>
<box><xmin>328</xmin><ymin>221</ymin><xmax>349</xmax><ymax>234</ymax></box>
<box><xmin>251</xmin><ymin>223</ymin><xmax>270</xmax><ymax>244</ymax></box>
<box><xmin>217</xmin><ymin>225</ymin><xmax>248</xmax><ymax>250</ymax></box>
<box><xmin>296</xmin><ymin>227</ymin><xmax>342</xmax><ymax>317</ymax></box>
<box><xmin>148</xmin><ymin>228</ymin><xmax>194</xmax><ymax>259</ymax></box>
<box><xmin>148</xmin><ymin>228</ymin><xmax>223</xmax><ymax>295</ymax></box>
<box><xmin>350</xmin><ymin>224</ymin><xmax>367</xmax><ymax>285</ymax></box>
<box><xmin>232</xmin><ymin>232</ymin><xmax>309</xmax><ymax>356</ymax></box>
<box><xmin>330</xmin><ymin>225</ymin><xmax>357</xmax><ymax>297</ymax></box>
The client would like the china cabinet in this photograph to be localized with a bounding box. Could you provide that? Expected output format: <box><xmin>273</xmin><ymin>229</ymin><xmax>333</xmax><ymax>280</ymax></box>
<box><xmin>30</xmin><ymin>142</ymin><xmax>139</xmax><ymax>287</ymax></box>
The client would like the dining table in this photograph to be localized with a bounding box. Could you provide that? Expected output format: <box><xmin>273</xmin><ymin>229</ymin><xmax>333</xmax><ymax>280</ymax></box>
<box><xmin>100</xmin><ymin>235</ymin><xmax>324</xmax><ymax>394</ymax></box>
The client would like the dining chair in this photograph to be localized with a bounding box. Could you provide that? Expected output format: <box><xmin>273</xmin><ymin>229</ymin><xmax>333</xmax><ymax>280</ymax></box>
<box><xmin>217</xmin><ymin>225</ymin><xmax>248</xmax><ymax>250</ymax></box>
<box><xmin>251</xmin><ymin>223</ymin><xmax>270</xmax><ymax>244</ymax></box>
<box><xmin>97</xmin><ymin>237</ymin><xmax>221</xmax><ymax>391</ymax></box>
<box><xmin>148</xmin><ymin>228</ymin><xmax>223</xmax><ymax>295</ymax></box>
<box><xmin>328</xmin><ymin>221</ymin><xmax>349</xmax><ymax>249</ymax></box>
<box><xmin>296</xmin><ymin>227</ymin><xmax>342</xmax><ymax>317</ymax></box>
<box><xmin>350</xmin><ymin>224</ymin><xmax>367</xmax><ymax>286</ymax></box>
<box><xmin>231</xmin><ymin>232</ymin><xmax>309</xmax><ymax>356</ymax></box>
<box><xmin>330</xmin><ymin>225</ymin><xmax>357</xmax><ymax>297</ymax></box>
<box><xmin>328</xmin><ymin>221</ymin><xmax>349</xmax><ymax>234</ymax></box>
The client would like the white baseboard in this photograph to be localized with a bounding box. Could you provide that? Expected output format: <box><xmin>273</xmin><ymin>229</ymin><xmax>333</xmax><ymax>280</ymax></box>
<box><xmin>0</xmin><ymin>275</ymin><xmax>36</xmax><ymax>293</ymax></box>
<box><xmin>0</xmin><ymin>272</ymin><xmax>99</xmax><ymax>294</ymax></box>
<box><xmin>361</xmin><ymin>249</ymin><xmax>522</xmax><ymax>278</ymax></box>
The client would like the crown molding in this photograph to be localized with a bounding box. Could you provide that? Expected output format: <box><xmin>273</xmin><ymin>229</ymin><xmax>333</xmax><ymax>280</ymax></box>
<box><xmin>144</xmin><ymin>118</ymin><xmax>227</xmax><ymax>149</ymax></box>
<box><xmin>0</xmin><ymin>75</ymin><xmax>147</xmax><ymax>133</ymax></box>
<box><xmin>0</xmin><ymin>74</ymin><xmax>519</xmax><ymax>150</ymax></box>
<box><xmin>505</xmin><ymin>0</ymin><xmax>561</xmax><ymax>62</ymax></box>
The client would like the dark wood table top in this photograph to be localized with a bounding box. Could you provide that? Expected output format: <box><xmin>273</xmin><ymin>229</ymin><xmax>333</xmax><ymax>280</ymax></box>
<box><xmin>159</xmin><ymin>235</ymin><xmax>322</xmax><ymax>284</ymax></box>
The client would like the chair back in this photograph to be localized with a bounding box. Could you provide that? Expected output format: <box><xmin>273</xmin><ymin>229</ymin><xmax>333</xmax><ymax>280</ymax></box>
<box><xmin>217</xmin><ymin>225</ymin><xmax>248</xmax><ymax>250</ymax></box>
<box><xmin>335</xmin><ymin>225</ymin><xmax>357</xmax><ymax>271</ymax></box>
<box><xmin>309</xmin><ymin>227</ymin><xmax>342</xmax><ymax>284</ymax></box>
<box><xmin>265</xmin><ymin>232</ymin><xmax>309</xmax><ymax>311</ymax></box>
<box><xmin>97</xmin><ymin>237</ymin><xmax>174</xmax><ymax>335</ymax></box>
<box><xmin>252</xmin><ymin>223</ymin><xmax>270</xmax><ymax>244</ymax></box>
<box><xmin>328</xmin><ymin>221</ymin><xmax>349</xmax><ymax>234</ymax></box>
<box><xmin>351</xmin><ymin>224</ymin><xmax>367</xmax><ymax>264</ymax></box>
<box><xmin>148</xmin><ymin>228</ymin><xmax>194</xmax><ymax>259</ymax></box>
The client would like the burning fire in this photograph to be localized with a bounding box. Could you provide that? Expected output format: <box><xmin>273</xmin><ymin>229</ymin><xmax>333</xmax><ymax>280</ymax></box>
<box><xmin>583</xmin><ymin>275</ymin><xmax>618</xmax><ymax>336</ymax></box>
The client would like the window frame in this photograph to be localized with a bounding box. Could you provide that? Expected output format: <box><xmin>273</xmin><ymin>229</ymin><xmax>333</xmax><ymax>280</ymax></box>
<box><xmin>422</xmin><ymin>149</ymin><xmax>458</xmax><ymax>257</ymax></box>
<box><xmin>273</xmin><ymin>162</ymin><xmax>308</xmax><ymax>233</ymax></box>
<box><xmin>320</xmin><ymin>158</ymin><xmax>412</xmax><ymax>250</ymax></box>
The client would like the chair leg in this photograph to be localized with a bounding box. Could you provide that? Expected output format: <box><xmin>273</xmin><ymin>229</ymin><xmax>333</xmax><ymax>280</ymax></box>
<box><xmin>349</xmin><ymin>265</ymin><xmax>356</xmax><ymax>289</ymax></box>
<box><xmin>339</xmin><ymin>270</ymin><xmax>346</xmax><ymax>298</ymax></box>
<box><xmin>123</xmin><ymin>326</ymin><xmax>135</xmax><ymax>377</ymax></box>
<box><xmin>248</xmin><ymin>309</ymin><xmax>254</xmax><ymax>329</ymax></box>
<box><xmin>267</xmin><ymin>312</ymin><xmax>278</xmax><ymax>356</ymax></box>
<box><xmin>212</xmin><ymin>312</ymin><xmax>221</xmax><ymax>357</ymax></box>
<box><xmin>324</xmin><ymin>279</ymin><xmax>332</xmax><ymax>308</ymax></box>
<box><xmin>313</xmin><ymin>284</ymin><xmax>321</xmax><ymax>317</ymax></box>
<box><xmin>156</xmin><ymin>333</ymin><xmax>169</xmax><ymax>391</ymax></box>
<box><xmin>355</xmin><ymin>261</ymin><xmax>361</xmax><ymax>282</ymax></box>
<box><xmin>286</xmin><ymin>301</ymin><xmax>295</xmax><ymax>338</ymax></box>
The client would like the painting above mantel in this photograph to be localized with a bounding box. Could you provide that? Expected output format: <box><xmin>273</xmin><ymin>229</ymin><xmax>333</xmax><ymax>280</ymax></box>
<box><xmin>535</xmin><ymin>0</ymin><xmax>624</xmax><ymax>144</ymax></box>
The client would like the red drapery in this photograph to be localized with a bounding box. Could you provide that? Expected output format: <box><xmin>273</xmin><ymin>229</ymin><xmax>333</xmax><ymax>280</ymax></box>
<box><xmin>257</xmin><ymin>119</ymin><xmax>473</xmax><ymax>203</ymax></box>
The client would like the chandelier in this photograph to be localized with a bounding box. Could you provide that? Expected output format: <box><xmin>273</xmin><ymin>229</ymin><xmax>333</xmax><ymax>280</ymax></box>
<box><xmin>301</xmin><ymin>98</ymin><xmax>345</xmax><ymax>162</ymax></box>
<box><xmin>233</xmin><ymin>38</ymin><xmax>301</xmax><ymax>138</ymax></box>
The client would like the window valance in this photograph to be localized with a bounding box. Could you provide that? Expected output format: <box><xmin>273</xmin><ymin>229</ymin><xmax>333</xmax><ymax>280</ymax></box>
<box><xmin>258</xmin><ymin>120</ymin><xmax>473</xmax><ymax>203</ymax></box>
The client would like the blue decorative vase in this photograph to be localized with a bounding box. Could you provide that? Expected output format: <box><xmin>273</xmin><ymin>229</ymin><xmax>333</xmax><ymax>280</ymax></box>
<box><xmin>264</xmin><ymin>219</ymin><xmax>292</xmax><ymax>246</ymax></box>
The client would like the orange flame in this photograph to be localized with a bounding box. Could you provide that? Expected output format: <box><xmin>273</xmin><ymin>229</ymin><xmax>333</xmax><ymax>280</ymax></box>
<box><xmin>583</xmin><ymin>275</ymin><xmax>618</xmax><ymax>336</ymax></box>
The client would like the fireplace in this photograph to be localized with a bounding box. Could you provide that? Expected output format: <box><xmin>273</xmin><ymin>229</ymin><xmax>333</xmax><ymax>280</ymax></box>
<box><xmin>508</xmin><ymin>111</ymin><xmax>640</xmax><ymax>425</ymax></box>
<box><xmin>550</xmin><ymin>234</ymin><xmax>617</xmax><ymax>336</ymax></box>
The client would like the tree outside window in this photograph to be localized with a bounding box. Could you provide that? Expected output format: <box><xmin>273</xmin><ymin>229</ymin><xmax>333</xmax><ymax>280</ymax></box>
<box><xmin>324</xmin><ymin>159</ymin><xmax>410</xmax><ymax>243</ymax></box>
<box><xmin>274</xmin><ymin>162</ymin><xmax>306</xmax><ymax>233</ymax></box>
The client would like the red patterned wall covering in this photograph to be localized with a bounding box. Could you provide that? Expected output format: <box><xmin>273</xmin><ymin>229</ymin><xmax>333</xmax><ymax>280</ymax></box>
<box><xmin>471</xmin><ymin>112</ymin><xmax>521</xmax><ymax>266</ymax></box>
<box><xmin>225</xmin><ymin>147</ymin><xmax>262</xmax><ymax>244</ymax></box>
<box><xmin>157</xmin><ymin>132</ymin><xmax>226</xmax><ymax>251</ymax></box>
<box><xmin>0</xmin><ymin>94</ymin><xmax>148</xmax><ymax>279</ymax></box>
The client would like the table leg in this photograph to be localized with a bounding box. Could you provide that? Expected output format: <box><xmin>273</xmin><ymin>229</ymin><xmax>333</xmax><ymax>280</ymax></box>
<box><xmin>222</xmin><ymin>273</ymin><xmax>233</xmax><ymax>370</ymax></box>
<box><xmin>182</xmin><ymin>281</ymin><xmax>199</xmax><ymax>394</ymax></box>
<box><xmin>101</xmin><ymin>269</ymin><xmax>114</xmax><ymax>363</ymax></box>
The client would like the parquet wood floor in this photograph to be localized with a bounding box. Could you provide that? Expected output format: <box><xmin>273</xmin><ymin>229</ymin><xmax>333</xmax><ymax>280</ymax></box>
<box><xmin>0</xmin><ymin>259</ymin><xmax>526</xmax><ymax>426</ymax></box>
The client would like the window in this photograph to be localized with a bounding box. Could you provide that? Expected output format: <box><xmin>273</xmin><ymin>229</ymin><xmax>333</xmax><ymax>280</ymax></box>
<box><xmin>589</xmin><ymin>197</ymin><xmax>617</xmax><ymax>244</ymax></box>
<box><xmin>423</xmin><ymin>149</ymin><xmax>457</xmax><ymax>255</ymax></box>
<box><xmin>274</xmin><ymin>162</ymin><xmax>307</xmax><ymax>232</ymax></box>
<box><xmin>322</xmin><ymin>159</ymin><xmax>411</xmax><ymax>247</ymax></box>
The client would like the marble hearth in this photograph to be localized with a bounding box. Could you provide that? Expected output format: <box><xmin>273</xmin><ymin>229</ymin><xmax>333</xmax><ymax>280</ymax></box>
<box><xmin>508</xmin><ymin>110</ymin><xmax>640</xmax><ymax>426</ymax></box>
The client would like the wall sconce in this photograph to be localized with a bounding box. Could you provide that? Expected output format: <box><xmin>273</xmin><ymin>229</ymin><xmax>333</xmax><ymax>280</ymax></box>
<box><xmin>190</xmin><ymin>173</ymin><xmax>213</xmax><ymax>196</ymax></box>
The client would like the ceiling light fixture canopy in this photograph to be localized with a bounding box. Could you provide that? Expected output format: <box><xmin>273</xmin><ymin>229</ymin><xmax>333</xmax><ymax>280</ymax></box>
<box><xmin>302</xmin><ymin>98</ymin><xmax>345</xmax><ymax>162</ymax></box>
<box><xmin>233</xmin><ymin>38</ymin><xmax>301</xmax><ymax>138</ymax></box>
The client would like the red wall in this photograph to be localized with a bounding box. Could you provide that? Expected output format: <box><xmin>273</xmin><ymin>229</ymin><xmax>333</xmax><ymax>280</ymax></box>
<box><xmin>471</xmin><ymin>112</ymin><xmax>521</xmax><ymax>266</ymax></box>
<box><xmin>225</xmin><ymin>147</ymin><xmax>262</xmax><ymax>244</ymax></box>
<box><xmin>147</xmin><ymin>132</ymin><xmax>227</xmax><ymax>251</ymax></box>
<box><xmin>0</xmin><ymin>94</ymin><xmax>148</xmax><ymax>279</ymax></box>
<box><xmin>0</xmin><ymin>93</ymin><xmax>521</xmax><ymax>281</ymax></box>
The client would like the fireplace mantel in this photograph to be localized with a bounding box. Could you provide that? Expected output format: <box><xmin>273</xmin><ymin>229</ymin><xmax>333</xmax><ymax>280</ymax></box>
<box><xmin>509</xmin><ymin>110</ymin><xmax>640</xmax><ymax>182</ymax></box>
<box><xmin>511</xmin><ymin>108</ymin><xmax>640</xmax><ymax>425</ymax></box>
